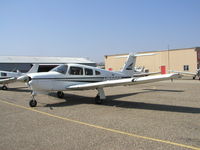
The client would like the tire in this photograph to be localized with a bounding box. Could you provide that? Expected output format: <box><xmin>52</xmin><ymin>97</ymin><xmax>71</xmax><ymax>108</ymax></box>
<box><xmin>2</xmin><ymin>86</ymin><xmax>8</xmax><ymax>90</ymax></box>
<box><xmin>29</xmin><ymin>100</ymin><xmax>37</xmax><ymax>107</ymax></box>
<box><xmin>95</xmin><ymin>95</ymin><xmax>103</xmax><ymax>104</ymax></box>
<box><xmin>57</xmin><ymin>91</ymin><xmax>64</xmax><ymax>98</ymax></box>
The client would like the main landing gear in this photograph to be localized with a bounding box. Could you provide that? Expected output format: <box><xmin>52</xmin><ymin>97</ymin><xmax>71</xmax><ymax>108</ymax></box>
<box><xmin>55</xmin><ymin>89</ymin><xmax>105</xmax><ymax>104</ymax></box>
<box><xmin>192</xmin><ymin>75</ymin><xmax>200</xmax><ymax>80</ymax></box>
<box><xmin>57</xmin><ymin>91</ymin><xmax>64</xmax><ymax>98</ymax></box>
<box><xmin>28</xmin><ymin>89</ymin><xmax>106</xmax><ymax>107</ymax></box>
<box><xmin>2</xmin><ymin>85</ymin><xmax>8</xmax><ymax>90</ymax></box>
<box><xmin>95</xmin><ymin>88</ymin><xmax>106</xmax><ymax>104</ymax></box>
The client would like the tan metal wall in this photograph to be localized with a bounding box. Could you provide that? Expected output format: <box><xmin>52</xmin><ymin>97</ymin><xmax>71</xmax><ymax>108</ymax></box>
<box><xmin>105</xmin><ymin>54</ymin><xmax>128</xmax><ymax>71</ymax></box>
<box><xmin>105</xmin><ymin>48</ymin><xmax>198</xmax><ymax>73</ymax></box>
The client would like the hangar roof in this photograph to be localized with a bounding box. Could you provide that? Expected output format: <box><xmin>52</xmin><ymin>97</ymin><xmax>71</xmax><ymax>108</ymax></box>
<box><xmin>0</xmin><ymin>56</ymin><xmax>95</xmax><ymax>64</ymax></box>
<box><xmin>105</xmin><ymin>47</ymin><xmax>200</xmax><ymax>57</ymax></box>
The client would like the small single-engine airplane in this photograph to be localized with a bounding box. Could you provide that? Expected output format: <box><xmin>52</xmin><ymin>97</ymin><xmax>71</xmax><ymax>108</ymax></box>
<box><xmin>18</xmin><ymin>53</ymin><xmax>181</xmax><ymax>107</ymax></box>
<box><xmin>0</xmin><ymin>64</ymin><xmax>39</xmax><ymax>90</ymax></box>
<box><xmin>115</xmin><ymin>53</ymin><xmax>160</xmax><ymax>77</ymax></box>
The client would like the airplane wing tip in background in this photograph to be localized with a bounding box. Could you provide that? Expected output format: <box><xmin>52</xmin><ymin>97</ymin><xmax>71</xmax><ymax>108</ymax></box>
<box><xmin>0</xmin><ymin>77</ymin><xmax>17</xmax><ymax>84</ymax></box>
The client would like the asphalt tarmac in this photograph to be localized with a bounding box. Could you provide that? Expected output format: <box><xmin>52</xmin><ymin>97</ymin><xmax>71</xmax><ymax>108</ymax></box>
<box><xmin>0</xmin><ymin>79</ymin><xmax>200</xmax><ymax>150</ymax></box>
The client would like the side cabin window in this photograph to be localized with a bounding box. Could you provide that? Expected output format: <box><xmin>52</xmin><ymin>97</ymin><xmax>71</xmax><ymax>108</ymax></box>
<box><xmin>1</xmin><ymin>72</ymin><xmax>7</xmax><ymax>77</ymax></box>
<box><xmin>85</xmin><ymin>68</ymin><xmax>93</xmax><ymax>75</ymax></box>
<box><xmin>69</xmin><ymin>67</ymin><xmax>83</xmax><ymax>75</ymax></box>
<box><xmin>95</xmin><ymin>70</ymin><xmax>101</xmax><ymax>75</ymax></box>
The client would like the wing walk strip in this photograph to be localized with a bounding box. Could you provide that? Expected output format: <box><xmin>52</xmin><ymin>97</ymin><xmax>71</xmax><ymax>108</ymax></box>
<box><xmin>0</xmin><ymin>99</ymin><xmax>199</xmax><ymax>150</ymax></box>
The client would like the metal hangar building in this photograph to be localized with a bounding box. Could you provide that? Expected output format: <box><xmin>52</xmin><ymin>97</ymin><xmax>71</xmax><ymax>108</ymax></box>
<box><xmin>0</xmin><ymin>56</ymin><xmax>96</xmax><ymax>72</ymax></box>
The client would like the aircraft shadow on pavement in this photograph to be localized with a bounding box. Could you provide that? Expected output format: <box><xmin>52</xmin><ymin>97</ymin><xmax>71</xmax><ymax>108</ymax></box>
<box><xmin>143</xmin><ymin>89</ymin><xmax>184</xmax><ymax>92</ymax></box>
<box><xmin>2</xmin><ymin>87</ymin><xmax>30</xmax><ymax>92</ymax></box>
<box><xmin>45</xmin><ymin>89</ymin><xmax>200</xmax><ymax>114</ymax></box>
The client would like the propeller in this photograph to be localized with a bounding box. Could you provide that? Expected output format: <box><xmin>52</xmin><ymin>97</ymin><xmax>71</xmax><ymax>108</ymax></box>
<box><xmin>17</xmin><ymin>75</ymin><xmax>32</xmax><ymax>83</ymax></box>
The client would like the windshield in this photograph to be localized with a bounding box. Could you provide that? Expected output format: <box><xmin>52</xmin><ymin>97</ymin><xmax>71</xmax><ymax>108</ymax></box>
<box><xmin>51</xmin><ymin>65</ymin><xmax>68</xmax><ymax>74</ymax></box>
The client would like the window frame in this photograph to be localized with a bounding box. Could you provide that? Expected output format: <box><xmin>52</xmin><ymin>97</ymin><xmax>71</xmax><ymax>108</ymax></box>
<box><xmin>183</xmin><ymin>65</ymin><xmax>189</xmax><ymax>71</ymax></box>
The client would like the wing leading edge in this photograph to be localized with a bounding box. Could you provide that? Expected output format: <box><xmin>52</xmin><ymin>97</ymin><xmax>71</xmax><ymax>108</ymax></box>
<box><xmin>67</xmin><ymin>73</ymin><xmax>181</xmax><ymax>90</ymax></box>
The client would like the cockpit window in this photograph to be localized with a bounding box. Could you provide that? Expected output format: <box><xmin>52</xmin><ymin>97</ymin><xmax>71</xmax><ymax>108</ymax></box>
<box><xmin>69</xmin><ymin>67</ymin><xmax>83</xmax><ymax>75</ymax></box>
<box><xmin>51</xmin><ymin>65</ymin><xmax>68</xmax><ymax>74</ymax></box>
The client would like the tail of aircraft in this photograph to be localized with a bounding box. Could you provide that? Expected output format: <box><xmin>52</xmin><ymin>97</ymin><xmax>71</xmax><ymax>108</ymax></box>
<box><xmin>16</xmin><ymin>70</ymin><xmax>23</xmax><ymax>76</ymax></box>
<box><xmin>120</xmin><ymin>53</ymin><xmax>136</xmax><ymax>77</ymax></box>
<box><xmin>120</xmin><ymin>53</ymin><xmax>155</xmax><ymax>77</ymax></box>
<box><xmin>27</xmin><ymin>64</ymin><xmax>39</xmax><ymax>73</ymax></box>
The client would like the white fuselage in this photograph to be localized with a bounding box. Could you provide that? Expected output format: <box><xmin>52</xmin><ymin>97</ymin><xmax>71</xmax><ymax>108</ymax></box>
<box><xmin>28</xmin><ymin>64</ymin><xmax>128</xmax><ymax>92</ymax></box>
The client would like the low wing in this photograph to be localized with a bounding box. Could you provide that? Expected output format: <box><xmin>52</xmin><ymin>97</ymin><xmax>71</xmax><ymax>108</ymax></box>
<box><xmin>132</xmin><ymin>71</ymin><xmax>161</xmax><ymax>77</ymax></box>
<box><xmin>67</xmin><ymin>73</ymin><xmax>180</xmax><ymax>90</ymax></box>
<box><xmin>0</xmin><ymin>77</ymin><xmax>17</xmax><ymax>84</ymax></box>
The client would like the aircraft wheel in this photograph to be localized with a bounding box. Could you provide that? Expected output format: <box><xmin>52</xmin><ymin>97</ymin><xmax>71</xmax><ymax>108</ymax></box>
<box><xmin>95</xmin><ymin>95</ymin><xmax>103</xmax><ymax>104</ymax></box>
<box><xmin>57</xmin><ymin>91</ymin><xmax>64</xmax><ymax>98</ymax></box>
<box><xmin>29</xmin><ymin>100</ymin><xmax>37</xmax><ymax>107</ymax></box>
<box><xmin>2</xmin><ymin>85</ymin><xmax>8</xmax><ymax>90</ymax></box>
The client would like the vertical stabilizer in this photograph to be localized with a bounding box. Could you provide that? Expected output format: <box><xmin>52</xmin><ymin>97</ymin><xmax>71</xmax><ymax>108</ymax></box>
<box><xmin>120</xmin><ymin>53</ymin><xmax>155</xmax><ymax>77</ymax></box>
<box><xmin>120</xmin><ymin>53</ymin><xmax>136</xmax><ymax>77</ymax></box>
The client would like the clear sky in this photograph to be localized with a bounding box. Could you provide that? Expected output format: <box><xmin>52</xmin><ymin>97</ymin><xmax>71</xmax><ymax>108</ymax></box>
<box><xmin>0</xmin><ymin>0</ymin><xmax>200</xmax><ymax>62</ymax></box>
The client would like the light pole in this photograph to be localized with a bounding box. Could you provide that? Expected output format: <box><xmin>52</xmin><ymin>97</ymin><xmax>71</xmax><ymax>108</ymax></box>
<box><xmin>168</xmin><ymin>45</ymin><xmax>170</xmax><ymax>73</ymax></box>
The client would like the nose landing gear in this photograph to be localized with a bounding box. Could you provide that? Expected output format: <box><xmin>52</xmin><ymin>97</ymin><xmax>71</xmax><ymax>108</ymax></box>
<box><xmin>29</xmin><ymin>92</ymin><xmax>37</xmax><ymax>107</ymax></box>
<box><xmin>29</xmin><ymin>99</ymin><xmax>37</xmax><ymax>107</ymax></box>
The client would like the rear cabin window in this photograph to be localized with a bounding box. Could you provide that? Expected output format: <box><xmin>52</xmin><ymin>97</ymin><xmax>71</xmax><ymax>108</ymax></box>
<box><xmin>95</xmin><ymin>70</ymin><xmax>101</xmax><ymax>75</ymax></box>
<box><xmin>69</xmin><ymin>67</ymin><xmax>83</xmax><ymax>75</ymax></box>
<box><xmin>1</xmin><ymin>72</ymin><xmax>7</xmax><ymax>76</ymax></box>
<box><xmin>85</xmin><ymin>68</ymin><xmax>93</xmax><ymax>75</ymax></box>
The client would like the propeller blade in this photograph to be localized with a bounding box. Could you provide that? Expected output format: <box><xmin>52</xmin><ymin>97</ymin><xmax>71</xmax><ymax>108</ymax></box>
<box><xmin>17</xmin><ymin>75</ymin><xmax>31</xmax><ymax>82</ymax></box>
